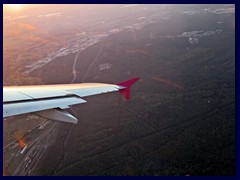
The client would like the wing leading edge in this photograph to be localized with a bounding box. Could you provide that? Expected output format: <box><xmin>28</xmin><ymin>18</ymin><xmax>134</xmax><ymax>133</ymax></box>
<box><xmin>3</xmin><ymin>77</ymin><xmax>140</xmax><ymax>124</ymax></box>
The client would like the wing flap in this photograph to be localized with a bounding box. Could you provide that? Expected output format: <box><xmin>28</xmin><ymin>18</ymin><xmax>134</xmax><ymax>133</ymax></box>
<box><xmin>3</xmin><ymin>97</ymin><xmax>86</xmax><ymax>118</ymax></box>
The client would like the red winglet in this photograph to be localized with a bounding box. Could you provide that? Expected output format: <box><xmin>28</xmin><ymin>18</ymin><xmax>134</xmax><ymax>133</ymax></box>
<box><xmin>117</xmin><ymin>77</ymin><xmax>140</xmax><ymax>100</ymax></box>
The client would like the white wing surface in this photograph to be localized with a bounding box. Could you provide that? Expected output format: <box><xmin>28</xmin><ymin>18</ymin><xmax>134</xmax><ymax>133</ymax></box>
<box><xmin>3</xmin><ymin>78</ymin><xmax>139</xmax><ymax>124</ymax></box>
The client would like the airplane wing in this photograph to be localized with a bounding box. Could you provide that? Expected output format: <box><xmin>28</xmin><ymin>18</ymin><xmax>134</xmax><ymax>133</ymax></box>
<box><xmin>3</xmin><ymin>77</ymin><xmax>140</xmax><ymax>124</ymax></box>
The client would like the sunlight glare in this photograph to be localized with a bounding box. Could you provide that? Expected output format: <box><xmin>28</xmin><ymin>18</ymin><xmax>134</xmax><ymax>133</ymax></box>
<box><xmin>5</xmin><ymin>4</ymin><xmax>24</xmax><ymax>12</ymax></box>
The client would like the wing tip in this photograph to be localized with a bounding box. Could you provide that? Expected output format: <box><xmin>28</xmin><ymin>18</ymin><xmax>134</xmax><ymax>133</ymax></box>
<box><xmin>117</xmin><ymin>77</ymin><xmax>140</xmax><ymax>100</ymax></box>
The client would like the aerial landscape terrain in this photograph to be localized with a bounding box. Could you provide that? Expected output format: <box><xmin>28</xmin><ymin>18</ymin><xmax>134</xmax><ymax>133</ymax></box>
<box><xmin>3</xmin><ymin>4</ymin><xmax>235</xmax><ymax>176</ymax></box>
